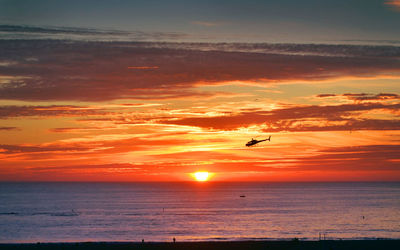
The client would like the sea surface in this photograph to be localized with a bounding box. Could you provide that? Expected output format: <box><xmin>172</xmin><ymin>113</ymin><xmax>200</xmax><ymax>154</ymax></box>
<box><xmin>0</xmin><ymin>182</ymin><xmax>399</xmax><ymax>243</ymax></box>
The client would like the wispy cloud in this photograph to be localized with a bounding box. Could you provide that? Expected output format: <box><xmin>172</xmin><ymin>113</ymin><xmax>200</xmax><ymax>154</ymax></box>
<box><xmin>0</xmin><ymin>24</ymin><xmax>127</xmax><ymax>35</ymax></box>
<box><xmin>191</xmin><ymin>21</ymin><xmax>225</xmax><ymax>27</ymax></box>
<box><xmin>299</xmin><ymin>145</ymin><xmax>400</xmax><ymax>172</ymax></box>
<box><xmin>0</xmin><ymin>105</ymin><xmax>104</xmax><ymax>119</ymax></box>
<box><xmin>317</xmin><ymin>93</ymin><xmax>400</xmax><ymax>102</ymax></box>
<box><xmin>1</xmin><ymin>39</ymin><xmax>399</xmax><ymax>102</ymax></box>
<box><xmin>0</xmin><ymin>126</ymin><xmax>18</xmax><ymax>131</ymax></box>
<box><xmin>1</xmin><ymin>25</ymin><xmax>400</xmax><ymax>181</ymax></box>
<box><xmin>0</xmin><ymin>144</ymin><xmax>89</xmax><ymax>154</ymax></box>
<box><xmin>337</xmin><ymin>39</ymin><xmax>400</xmax><ymax>45</ymax></box>
<box><xmin>163</xmin><ymin>102</ymin><xmax>400</xmax><ymax>132</ymax></box>
<box><xmin>0</xmin><ymin>132</ymin><xmax>195</xmax><ymax>163</ymax></box>
<box><xmin>385</xmin><ymin>0</ymin><xmax>400</xmax><ymax>11</ymax></box>
<box><xmin>0</xmin><ymin>24</ymin><xmax>188</xmax><ymax>41</ymax></box>
<box><xmin>4</xmin><ymin>142</ymin><xmax>397</xmax><ymax>181</ymax></box>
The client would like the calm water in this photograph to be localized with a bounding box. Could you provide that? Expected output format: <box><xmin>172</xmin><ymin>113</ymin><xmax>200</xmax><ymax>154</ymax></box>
<box><xmin>0</xmin><ymin>182</ymin><xmax>399</xmax><ymax>243</ymax></box>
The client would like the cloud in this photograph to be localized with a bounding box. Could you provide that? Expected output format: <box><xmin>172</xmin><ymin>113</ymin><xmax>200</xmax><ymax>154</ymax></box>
<box><xmin>316</xmin><ymin>94</ymin><xmax>337</xmax><ymax>98</ymax></box>
<box><xmin>1</xmin><ymin>125</ymin><xmax>398</xmax><ymax>181</ymax></box>
<box><xmin>0</xmin><ymin>144</ymin><xmax>89</xmax><ymax>154</ymax></box>
<box><xmin>0</xmin><ymin>105</ymin><xmax>104</xmax><ymax>119</ymax></box>
<box><xmin>343</xmin><ymin>93</ymin><xmax>400</xmax><ymax>101</ymax></box>
<box><xmin>0</xmin><ymin>161</ymin><xmax>201</xmax><ymax>181</ymax></box>
<box><xmin>1</xmin><ymin>39</ymin><xmax>400</xmax><ymax>101</ymax></box>
<box><xmin>338</xmin><ymin>39</ymin><xmax>400</xmax><ymax>45</ymax></box>
<box><xmin>385</xmin><ymin>0</ymin><xmax>400</xmax><ymax>11</ymax></box>
<box><xmin>0</xmin><ymin>60</ymin><xmax>18</xmax><ymax>66</ymax></box>
<box><xmin>0</xmin><ymin>24</ymin><xmax>127</xmax><ymax>35</ymax></box>
<box><xmin>154</xmin><ymin>143</ymin><xmax>400</xmax><ymax>173</ymax></box>
<box><xmin>163</xmin><ymin>103</ymin><xmax>400</xmax><ymax>131</ymax></box>
<box><xmin>48</xmin><ymin>127</ymin><xmax>115</xmax><ymax>133</ymax></box>
<box><xmin>297</xmin><ymin>144</ymin><xmax>400</xmax><ymax>172</ymax></box>
<box><xmin>0</xmin><ymin>126</ymin><xmax>18</xmax><ymax>131</ymax></box>
<box><xmin>0</xmin><ymin>24</ymin><xmax>188</xmax><ymax>41</ymax></box>
<box><xmin>316</xmin><ymin>92</ymin><xmax>400</xmax><ymax>103</ymax></box>
<box><xmin>191</xmin><ymin>21</ymin><xmax>224</xmax><ymax>27</ymax></box>
<box><xmin>0</xmin><ymin>133</ymin><xmax>194</xmax><ymax>161</ymax></box>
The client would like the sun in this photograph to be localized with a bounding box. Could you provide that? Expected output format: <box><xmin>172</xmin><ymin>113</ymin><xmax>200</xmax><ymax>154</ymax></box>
<box><xmin>192</xmin><ymin>171</ymin><xmax>211</xmax><ymax>182</ymax></box>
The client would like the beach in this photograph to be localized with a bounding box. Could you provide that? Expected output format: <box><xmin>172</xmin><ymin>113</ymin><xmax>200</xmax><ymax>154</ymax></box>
<box><xmin>1</xmin><ymin>240</ymin><xmax>400</xmax><ymax>250</ymax></box>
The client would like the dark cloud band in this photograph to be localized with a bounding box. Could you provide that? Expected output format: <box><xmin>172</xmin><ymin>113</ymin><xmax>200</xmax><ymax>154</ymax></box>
<box><xmin>163</xmin><ymin>103</ymin><xmax>400</xmax><ymax>132</ymax></box>
<box><xmin>1</xmin><ymin>39</ymin><xmax>399</xmax><ymax>102</ymax></box>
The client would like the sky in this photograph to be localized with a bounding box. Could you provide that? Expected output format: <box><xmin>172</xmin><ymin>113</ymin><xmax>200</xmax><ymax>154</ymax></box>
<box><xmin>0</xmin><ymin>0</ymin><xmax>400</xmax><ymax>182</ymax></box>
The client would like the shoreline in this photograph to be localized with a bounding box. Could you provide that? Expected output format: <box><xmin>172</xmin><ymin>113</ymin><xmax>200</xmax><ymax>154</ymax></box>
<box><xmin>1</xmin><ymin>240</ymin><xmax>400</xmax><ymax>250</ymax></box>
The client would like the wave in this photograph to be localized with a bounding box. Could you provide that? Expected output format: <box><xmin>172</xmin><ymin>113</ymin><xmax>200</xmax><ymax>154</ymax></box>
<box><xmin>0</xmin><ymin>212</ymin><xmax>18</xmax><ymax>215</ymax></box>
<box><xmin>49</xmin><ymin>212</ymin><xmax>80</xmax><ymax>217</ymax></box>
<box><xmin>0</xmin><ymin>210</ymin><xmax>80</xmax><ymax>217</ymax></box>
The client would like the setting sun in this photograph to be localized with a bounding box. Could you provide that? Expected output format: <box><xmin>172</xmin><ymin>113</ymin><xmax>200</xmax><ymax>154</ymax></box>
<box><xmin>192</xmin><ymin>171</ymin><xmax>211</xmax><ymax>182</ymax></box>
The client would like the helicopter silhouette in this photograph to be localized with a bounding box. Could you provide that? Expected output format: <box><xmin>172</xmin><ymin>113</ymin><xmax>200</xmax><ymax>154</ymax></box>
<box><xmin>246</xmin><ymin>136</ymin><xmax>271</xmax><ymax>147</ymax></box>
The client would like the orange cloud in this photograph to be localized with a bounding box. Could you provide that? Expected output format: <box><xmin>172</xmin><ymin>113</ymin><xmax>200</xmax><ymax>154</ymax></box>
<box><xmin>1</xmin><ymin>35</ymin><xmax>400</xmax><ymax>182</ymax></box>
<box><xmin>0</xmin><ymin>105</ymin><xmax>105</xmax><ymax>118</ymax></box>
<box><xmin>317</xmin><ymin>93</ymin><xmax>400</xmax><ymax>103</ymax></box>
<box><xmin>386</xmin><ymin>0</ymin><xmax>400</xmax><ymax>11</ymax></box>
<box><xmin>163</xmin><ymin>103</ymin><xmax>400</xmax><ymax>132</ymax></box>
<box><xmin>0</xmin><ymin>126</ymin><xmax>19</xmax><ymax>131</ymax></box>
<box><xmin>1</xmin><ymin>141</ymin><xmax>399</xmax><ymax>182</ymax></box>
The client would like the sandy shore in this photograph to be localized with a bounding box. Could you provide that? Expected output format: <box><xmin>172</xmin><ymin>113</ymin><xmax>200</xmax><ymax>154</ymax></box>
<box><xmin>1</xmin><ymin>240</ymin><xmax>400</xmax><ymax>250</ymax></box>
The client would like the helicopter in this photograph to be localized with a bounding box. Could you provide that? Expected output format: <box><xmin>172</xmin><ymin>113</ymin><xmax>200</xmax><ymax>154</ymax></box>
<box><xmin>246</xmin><ymin>136</ymin><xmax>271</xmax><ymax>147</ymax></box>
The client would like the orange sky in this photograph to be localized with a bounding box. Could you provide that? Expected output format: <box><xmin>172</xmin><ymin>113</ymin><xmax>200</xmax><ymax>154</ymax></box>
<box><xmin>1</xmin><ymin>41</ymin><xmax>400</xmax><ymax>182</ymax></box>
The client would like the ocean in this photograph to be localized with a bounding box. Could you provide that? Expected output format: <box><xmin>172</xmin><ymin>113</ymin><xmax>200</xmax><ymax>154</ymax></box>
<box><xmin>0</xmin><ymin>182</ymin><xmax>399</xmax><ymax>243</ymax></box>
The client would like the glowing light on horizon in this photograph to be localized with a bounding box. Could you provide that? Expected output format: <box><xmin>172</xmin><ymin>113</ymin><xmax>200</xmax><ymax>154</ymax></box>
<box><xmin>192</xmin><ymin>171</ymin><xmax>211</xmax><ymax>182</ymax></box>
